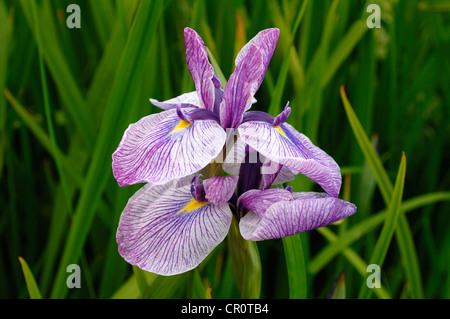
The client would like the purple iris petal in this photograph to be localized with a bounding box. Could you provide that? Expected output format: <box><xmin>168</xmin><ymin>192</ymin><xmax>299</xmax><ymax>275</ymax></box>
<box><xmin>238</xmin><ymin>121</ymin><xmax>342</xmax><ymax>197</ymax></box>
<box><xmin>220</xmin><ymin>44</ymin><xmax>264</xmax><ymax>129</ymax></box>
<box><xmin>177</xmin><ymin>106</ymin><xmax>220</xmax><ymax>123</ymax></box>
<box><xmin>117</xmin><ymin>177</ymin><xmax>233</xmax><ymax>275</ymax></box>
<box><xmin>150</xmin><ymin>91</ymin><xmax>200</xmax><ymax>110</ymax></box>
<box><xmin>203</xmin><ymin>176</ymin><xmax>239</xmax><ymax>205</ymax></box>
<box><xmin>242</xmin><ymin>111</ymin><xmax>275</xmax><ymax>124</ymax></box>
<box><xmin>236</xmin><ymin>145</ymin><xmax>263</xmax><ymax>195</ymax></box>
<box><xmin>234</xmin><ymin>28</ymin><xmax>280</xmax><ymax>93</ymax></box>
<box><xmin>238</xmin><ymin>189</ymin><xmax>357</xmax><ymax>241</ymax></box>
<box><xmin>185</xmin><ymin>28</ymin><xmax>218</xmax><ymax>111</ymax></box>
<box><xmin>219</xmin><ymin>28</ymin><xmax>280</xmax><ymax>129</ymax></box>
<box><xmin>191</xmin><ymin>174</ymin><xmax>206</xmax><ymax>202</ymax></box>
<box><xmin>272</xmin><ymin>103</ymin><xmax>291</xmax><ymax>127</ymax></box>
<box><xmin>237</xmin><ymin>188</ymin><xmax>294</xmax><ymax>215</ymax></box>
<box><xmin>112</xmin><ymin>108</ymin><xmax>226</xmax><ymax>186</ymax></box>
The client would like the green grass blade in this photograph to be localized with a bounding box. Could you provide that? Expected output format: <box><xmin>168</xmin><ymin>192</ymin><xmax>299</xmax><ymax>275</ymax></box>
<box><xmin>142</xmin><ymin>274</ymin><xmax>187</xmax><ymax>299</ymax></box>
<box><xmin>340</xmin><ymin>86</ymin><xmax>393</xmax><ymax>200</ymax></box>
<box><xmin>341</xmin><ymin>86</ymin><xmax>424</xmax><ymax>299</ymax></box>
<box><xmin>358</xmin><ymin>153</ymin><xmax>406</xmax><ymax>299</ymax></box>
<box><xmin>89</xmin><ymin>0</ymin><xmax>115</xmax><ymax>47</ymax></box>
<box><xmin>18</xmin><ymin>257</ymin><xmax>42</xmax><ymax>299</ymax></box>
<box><xmin>206</xmin><ymin>47</ymin><xmax>227</xmax><ymax>88</ymax></box>
<box><xmin>396</xmin><ymin>213</ymin><xmax>425</xmax><ymax>298</ymax></box>
<box><xmin>133</xmin><ymin>266</ymin><xmax>150</xmax><ymax>296</ymax></box>
<box><xmin>321</xmin><ymin>20</ymin><xmax>368</xmax><ymax>88</ymax></box>
<box><xmin>268</xmin><ymin>0</ymin><xmax>308</xmax><ymax>117</ymax></box>
<box><xmin>228</xmin><ymin>217</ymin><xmax>261</xmax><ymax>299</ymax></box>
<box><xmin>0</xmin><ymin>0</ymin><xmax>11</xmax><ymax>178</ymax></box>
<box><xmin>50</xmin><ymin>0</ymin><xmax>163</xmax><ymax>299</ymax></box>
<box><xmin>282</xmin><ymin>234</ymin><xmax>307</xmax><ymax>298</ymax></box>
<box><xmin>4</xmin><ymin>88</ymin><xmax>84</xmax><ymax>187</ymax></box>
<box><xmin>19</xmin><ymin>0</ymin><xmax>96</xmax><ymax>151</ymax></box>
<box><xmin>328</xmin><ymin>272</ymin><xmax>346</xmax><ymax>299</ymax></box>
<box><xmin>188</xmin><ymin>269</ymin><xmax>206</xmax><ymax>299</ymax></box>
<box><xmin>267</xmin><ymin>0</ymin><xmax>305</xmax><ymax>90</ymax></box>
<box><xmin>309</xmin><ymin>191</ymin><xmax>450</xmax><ymax>275</ymax></box>
<box><xmin>317</xmin><ymin>227</ymin><xmax>391</xmax><ymax>299</ymax></box>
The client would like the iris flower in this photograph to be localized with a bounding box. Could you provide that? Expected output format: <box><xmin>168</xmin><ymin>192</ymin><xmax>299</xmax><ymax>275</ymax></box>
<box><xmin>112</xmin><ymin>28</ymin><xmax>356</xmax><ymax>275</ymax></box>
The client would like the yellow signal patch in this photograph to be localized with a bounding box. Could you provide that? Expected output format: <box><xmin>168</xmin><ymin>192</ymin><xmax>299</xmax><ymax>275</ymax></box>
<box><xmin>274</xmin><ymin>125</ymin><xmax>295</xmax><ymax>145</ymax></box>
<box><xmin>169</xmin><ymin>119</ymin><xmax>192</xmax><ymax>136</ymax></box>
<box><xmin>176</xmin><ymin>198</ymin><xmax>210</xmax><ymax>215</ymax></box>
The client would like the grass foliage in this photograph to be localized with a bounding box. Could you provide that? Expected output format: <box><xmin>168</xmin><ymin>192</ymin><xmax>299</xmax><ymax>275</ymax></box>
<box><xmin>1</xmin><ymin>0</ymin><xmax>449</xmax><ymax>299</ymax></box>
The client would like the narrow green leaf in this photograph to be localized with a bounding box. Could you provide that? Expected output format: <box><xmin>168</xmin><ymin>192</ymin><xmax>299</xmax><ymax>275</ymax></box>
<box><xmin>19</xmin><ymin>0</ymin><xmax>96</xmax><ymax>151</ymax></box>
<box><xmin>18</xmin><ymin>257</ymin><xmax>42</xmax><ymax>299</ymax></box>
<box><xmin>142</xmin><ymin>274</ymin><xmax>187</xmax><ymax>299</ymax></box>
<box><xmin>309</xmin><ymin>192</ymin><xmax>450</xmax><ymax>275</ymax></box>
<box><xmin>89</xmin><ymin>0</ymin><xmax>115</xmax><ymax>47</ymax></box>
<box><xmin>133</xmin><ymin>266</ymin><xmax>150</xmax><ymax>297</ymax></box>
<box><xmin>282</xmin><ymin>234</ymin><xmax>307</xmax><ymax>298</ymax></box>
<box><xmin>359</xmin><ymin>153</ymin><xmax>406</xmax><ymax>299</ymax></box>
<box><xmin>228</xmin><ymin>217</ymin><xmax>261</xmax><ymax>299</ymax></box>
<box><xmin>317</xmin><ymin>227</ymin><xmax>391</xmax><ymax>299</ymax></box>
<box><xmin>321</xmin><ymin>20</ymin><xmax>368</xmax><ymax>88</ymax></box>
<box><xmin>268</xmin><ymin>0</ymin><xmax>308</xmax><ymax>116</ymax></box>
<box><xmin>328</xmin><ymin>272</ymin><xmax>346</xmax><ymax>299</ymax></box>
<box><xmin>206</xmin><ymin>47</ymin><xmax>227</xmax><ymax>88</ymax></box>
<box><xmin>267</xmin><ymin>0</ymin><xmax>305</xmax><ymax>89</ymax></box>
<box><xmin>50</xmin><ymin>0</ymin><xmax>163</xmax><ymax>299</ymax></box>
<box><xmin>4</xmin><ymin>83</ymin><xmax>84</xmax><ymax>187</ymax></box>
<box><xmin>188</xmin><ymin>269</ymin><xmax>206</xmax><ymax>299</ymax></box>
<box><xmin>340</xmin><ymin>86</ymin><xmax>393</xmax><ymax>202</ymax></box>
<box><xmin>341</xmin><ymin>87</ymin><xmax>424</xmax><ymax>299</ymax></box>
<box><xmin>111</xmin><ymin>271</ymin><xmax>158</xmax><ymax>299</ymax></box>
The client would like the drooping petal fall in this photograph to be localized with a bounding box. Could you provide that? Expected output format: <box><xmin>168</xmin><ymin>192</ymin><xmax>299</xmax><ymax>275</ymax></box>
<box><xmin>117</xmin><ymin>177</ymin><xmax>233</xmax><ymax>276</ymax></box>
<box><xmin>238</xmin><ymin>189</ymin><xmax>356</xmax><ymax>241</ymax></box>
<box><xmin>238</xmin><ymin>121</ymin><xmax>342</xmax><ymax>197</ymax></box>
<box><xmin>112</xmin><ymin>108</ymin><xmax>226</xmax><ymax>186</ymax></box>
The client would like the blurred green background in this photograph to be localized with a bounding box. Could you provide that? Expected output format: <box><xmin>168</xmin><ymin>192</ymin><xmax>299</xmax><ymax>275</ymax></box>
<box><xmin>1</xmin><ymin>0</ymin><xmax>449</xmax><ymax>299</ymax></box>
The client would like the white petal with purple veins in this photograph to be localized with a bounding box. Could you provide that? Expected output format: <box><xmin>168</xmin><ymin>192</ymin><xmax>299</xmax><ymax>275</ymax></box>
<box><xmin>112</xmin><ymin>108</ymin><xmax>226</xmax><ymax>186</ymax></box>
<box><xmin>117</xmin><ymin>178</ymin><xmax>233</xmax><ymax>275</ymax></box>
<box><xmin>239</xmin><ymin>190</ymin><xmax>356</xmax><ymax>241</ymax></box>
<box><xmin>203</xmin><ymin>176</ymin><xmax>239</xmax><ymax>205</ymax></box>
<box><xmin>184</xmin><ymin>28</ymin><xmax>218</xmax><ymax>111</ymax></box>
<box><xmin>150</xmin><ymin>91</ymin><xmax>200</xmax><ymax>110</ymax></box>
<box><xmin>238</xmin><ymin>121</ymin><xmax>342</xmax><ymax>197</ymax></box>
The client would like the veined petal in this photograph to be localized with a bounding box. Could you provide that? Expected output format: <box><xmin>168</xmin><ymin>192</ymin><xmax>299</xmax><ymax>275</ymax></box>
<box><xmin>238</xmin><ymin>121</ymin><xmax>342</xmax><ymax>197</ymax></box>
<box><xmin>204</xmin><ymin>176</ymin><xmax>239</xmax><ymax>205</ymax></box>
<box><xmin>259</xmin><ymin>158</ymin><xmax>298</xmax><ymax>189</ymax></box>
<box><xmin>112</xmin><ymin>108</ymin><xmax>226</xmax><ymax>186</ymax></box>
<box><xmin>235</xmin><ymin>28</ymin><xmax>280</xmax><ymax>92</ymax></box>
<box><xmin>185</xmin><ymin>28</ymin><xmax>217</xmax><ymax>111</ymax></box>
<box><xmin>239</xmin><ymin>190</ymin><xmax>356</xmax><ymax>241</ymax></box>
<box><xmin>237</xmin><ymin>188</ymin><xmax>294</xmax><ymax>215</ymax></box>
<box><xmin>220</xmin><ymin>44</ymin><xmax>264</xmax><ymax>129</ymax></box>
<box><xmin>117</xmin><ymin>178</ymin><xmax>233</xmax><ymax>275</ymax></box>
<box><xmin>150</xmin><ymin>91</ymin><xmax>200</xmax><ymax>110</ymax></box>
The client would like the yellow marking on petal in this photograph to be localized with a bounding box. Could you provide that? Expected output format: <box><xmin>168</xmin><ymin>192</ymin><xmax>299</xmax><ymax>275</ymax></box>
<box><xmin>274</xmin><ymin>125</ymin><xmax>295</xmax><ymax>145</ymax></box>
<box><xmin>176</xmin><ymin>198</ymin><xmax>210</xmax><ymax>215</ymax></box>
<box><xmin>169</xmin><ymin>119</ymin><xmax>192</xmax><ymax>136</ymax></box>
